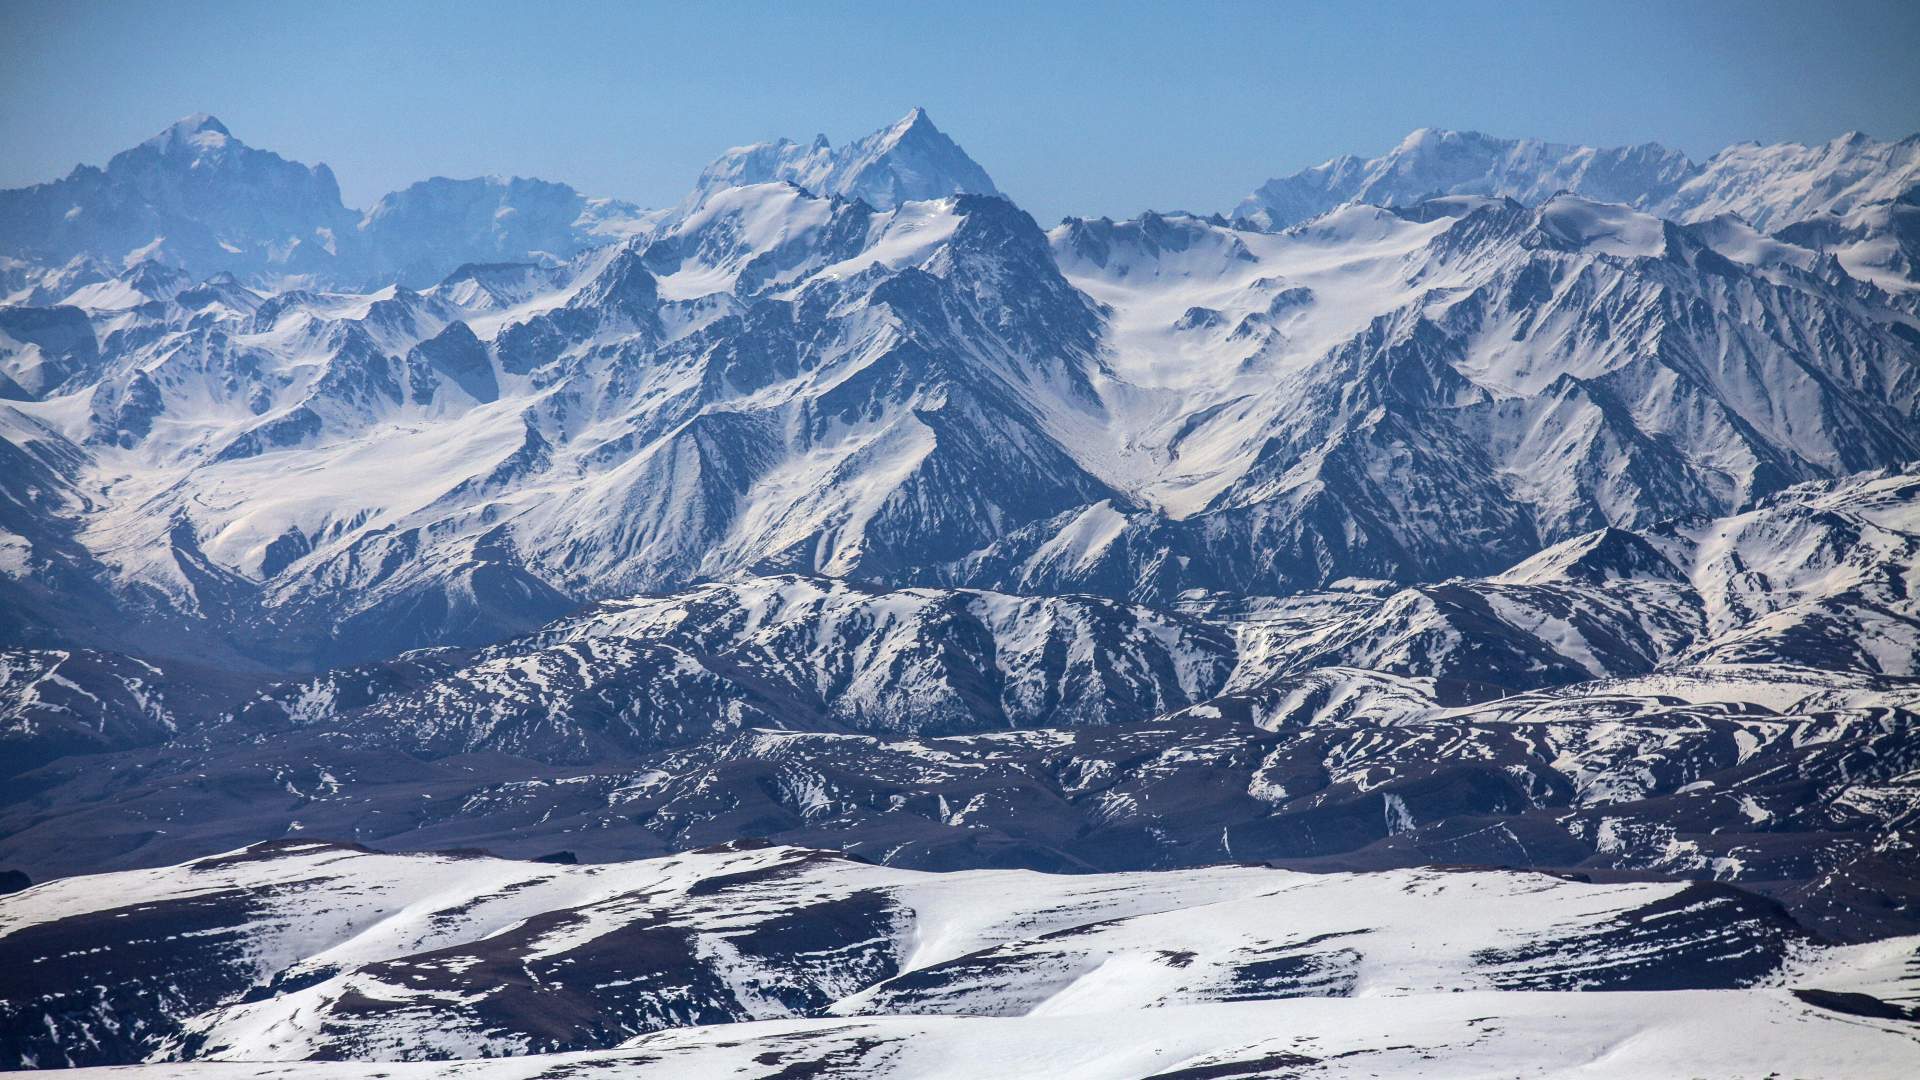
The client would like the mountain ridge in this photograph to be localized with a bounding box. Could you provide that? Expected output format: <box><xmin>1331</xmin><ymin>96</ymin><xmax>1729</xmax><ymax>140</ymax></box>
<box><xmin>0</xmin><ymin>109</ymin><xmax>1005</xmax><ymax>293</ymax></box>
<box><xmin>1232</xmin><ymin>126</ymin><xmax>1920</xmax><ymax>239</ymax></box>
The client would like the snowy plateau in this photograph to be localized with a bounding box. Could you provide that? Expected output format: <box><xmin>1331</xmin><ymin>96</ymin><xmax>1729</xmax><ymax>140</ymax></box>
<box><xmin>1</xmin><ymin>110</ymin><xmax>1919</xmax><ymax>1077</ymax></box>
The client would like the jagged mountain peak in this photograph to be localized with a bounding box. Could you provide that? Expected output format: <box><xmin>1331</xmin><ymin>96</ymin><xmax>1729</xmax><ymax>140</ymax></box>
<box><xmin>883</xmin><ymin>104</ymin><xmax>935</xmax><ymax>135</ymax></box>
<box><xmin>0</xmin><ymin>116</ymin><xmax>661</xmax><ymax>290</ymax></box>
<box><xmin>139</xmin><ymin>112</ymin><xmax>234</xmax><ymax>153</ymax></box>
<box><xmin>845</xmin><ymin>107</ymin><xmax>1000</xmax><ymax>204</ymax></box>
<box><xmin>1491</xmin><ymin>524</ymin><xmax>1686</xmax><ymax>585</ymax></box>
<box><xmin>688</xmin><ymin>107</ymin><xmax>999</xmax><ymax>211</ymax></box>
<box><xmin>113</xmin><ymin>113</ymin><xmax>297</xmax><ymax>182</ymax></box>
<box><xmin>0</xmin><ymin>110</ymin><xmax>356</xmax><ymax>284</ymax></box>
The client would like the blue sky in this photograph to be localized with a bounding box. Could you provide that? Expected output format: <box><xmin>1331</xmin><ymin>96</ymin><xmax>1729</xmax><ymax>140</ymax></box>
<box><xmin>4</xmin><ymin>0</ymin><xmax>1918</xmax><ymax>222</ymax></box>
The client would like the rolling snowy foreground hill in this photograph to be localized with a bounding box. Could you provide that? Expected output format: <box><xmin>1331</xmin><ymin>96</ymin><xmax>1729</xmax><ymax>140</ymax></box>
<box><xmin>5</xmin><ymin>840</ymin><xmax>1919</xmax><ymax>1075</ymax></box>
<box><xmin>2</xmin><ymin>109</ymin><xmax>1919</xmax><ymax>1075</ymax></box>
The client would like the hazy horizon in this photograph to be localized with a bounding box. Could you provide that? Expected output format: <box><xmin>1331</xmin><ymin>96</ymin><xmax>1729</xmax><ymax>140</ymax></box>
<box><xmin>5</xmin><ymin>0</ymin><xmax>1920</xmax><ymax>224</ymax></box>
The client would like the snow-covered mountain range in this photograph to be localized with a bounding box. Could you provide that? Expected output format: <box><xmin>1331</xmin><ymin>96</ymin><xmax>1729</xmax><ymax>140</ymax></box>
<box><xmin>2</xmin><ymin>110</ymin><xmax>1918</xmax><ymax>1075</ymax></box>
<box><xmin>1</xmin><ymin>113</ymin><xmax>1916</xmax><ymax>668</ymax></box>
<box><xmin>5</xmin><ymin>467</ymin><xmax>1914</xmax><ymax>949</ymax></box>
<box><xmin>0</xmin><ymin>110</ymin><xmax>1008</xmax><ymax>294</ymax></box>
<box><xmin>1234</xmin><ymin>126</ymin><xmax>1920</xmax><ymax>232</ymax></box>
